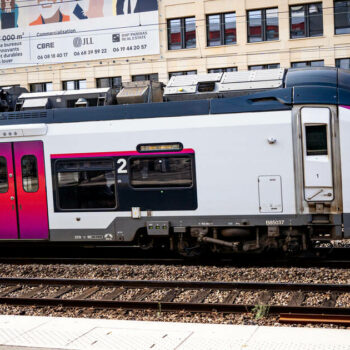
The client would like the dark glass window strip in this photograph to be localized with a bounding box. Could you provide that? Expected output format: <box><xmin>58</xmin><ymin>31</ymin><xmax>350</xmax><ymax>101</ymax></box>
<box><xmin>336</xmin><ymin>58</ymin><xmax>350</xmax><ymax>69</ymax></box>
<box><xmin>248</xmin><ymin>64</ymin><xmax>280</xmax><ymax>70</ymax></box>
<box><xmin>62</xmin><ymin>80</ymin><xmax>87</xmax><ymax>90</ymax></box>
<box><xmin>207</xmin><ymin>12</ymin><xmax>236</xmax><ymax>46</ymax></box>
<box><xmin>208</xmin><ymin>67</ymin><xmax>237</xmax><ymax>73</ymax></box>
<box><xmin>96</xmin><ymin>77</ymin><xmax>122</xmax><ymax>89</ymax></box>
<box><xmin>56</xmin><ymin>159</ymin><xmax>116</xmax><ymax>210</ymax></box>
<box><xmin>130</xmin><ymin>157</ymin><xmax>193</xmax><ymax>188</ymax></box>
<box><xmin>334</xmin><ymin>1</ymin><xmax>350</xmax><ymax>34</ymax></box>
<box><xmin>132</xmin><ymin>74</ymin><xmax>159</xmax><ymax>82</ymax></box>
<box><xmin>305</xmin><ymin>125</ymin><xmax>328</xmax><ymax>156</ymax></box>
<box><xmin>168</xmin><ymin>17</ymin><xmax>196</xmax><ymax>50</ymax></box>
<box><xmin>169</xmin><ymin>70</ymin><xmax>197</xmax><ymax>78</ymax></box>
<box><xmin>291</xmin><ymin>60</ymin><xmax>324</xmax><ymax>68</ymax></box>
<box><xmin>22</xmin><ymin>155</ymin><xmax>38</xmax><ymax>193</ymax></box>
<box><xmin>0</xmin><ymin>157</ymin><xmax>8</xmax><ymax>194</ymax></box>
<box><xmin>30</xmin><ymin>82</ymin><xmax>53</xmax><ymax>93</ymax></box>
<box><xmin>247</xmin><ymin>8</ymin><xmax>279</xmax><ymax>43</ymax></box>
<box><xmin>290</xmin><ymin>3</ymin><xmax>323</xmax><ymax>38</ymax></box>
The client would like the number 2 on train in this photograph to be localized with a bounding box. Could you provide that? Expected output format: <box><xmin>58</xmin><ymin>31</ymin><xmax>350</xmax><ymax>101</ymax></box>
<box><xmin>117</xmin><ymin>158</ymin><xmax>127</xmax><ymax>173</ymax></box>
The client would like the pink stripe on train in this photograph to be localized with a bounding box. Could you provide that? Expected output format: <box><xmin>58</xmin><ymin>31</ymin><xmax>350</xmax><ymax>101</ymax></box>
<box><xmin>51</xmin><ymin>149</ymin><xmax>194</xmax><ymax>159</ymax></box>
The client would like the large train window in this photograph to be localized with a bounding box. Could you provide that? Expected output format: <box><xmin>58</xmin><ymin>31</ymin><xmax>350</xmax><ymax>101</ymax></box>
<box><xmin>305</xmin><ymin>124</ymin><xmax>328</xmax><ymax>156</ymax></box>
<box><xmin>21</xmin><ymin>155</ymin><xmax>39</xmax><ymax>193</ymax></box>
<box><xmin>55</xmin><ymin>159</ymin><xmax>116</xmax><ymax>210</ymax></box>
<box><xmin>130</xmin><ymin>156</ymin><xmax>193</xmax><ymax>188</ymax></box>
<box><xmin>0</xmin><ymin>157</ymin><xmax>8</xmax><ymax>193</ymax></box>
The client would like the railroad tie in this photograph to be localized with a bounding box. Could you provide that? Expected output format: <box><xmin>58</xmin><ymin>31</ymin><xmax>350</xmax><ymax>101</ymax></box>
<box><xmin>133</xmin><ymin>288</ymin><xmax>154</xmax><ymax>302</ymax></box>
<box><xmin>288</xmin><ymin>291</ymin><xmax>306</xmax><ymax>306</ymax></box>
<box><xmin>0</xmin><ymin>285</ymin><xmax>22</xmax><ymax>297</ymax></box>
<box><xmin>223</xmin><ymin>290</ymin><xmax>239</xmax><ymax>304</ymax></box>
<box><xmin>256</xmin><ymin>291</ymin><xmax>273</xmax><ymax>304</ymax></box>
<box><xmin>102</xmin><ymin>287</ymin><xmax>125</xmax><ymax>301</ymax></box>
<box><xmin>72</xmin><ymin>287</ymin><xmax>100</xmax><ymax>300</ymax></box>
<box><xmin>160</xmin><ymin>289</ymin><xmax>180</xmax><ymax>302</ymax></box>
<box><xmin>189</xmin><ymin>289</ymin><xmax>212</xmax><ymax>303</ymax></box>
<box><xmin>322</xmin><ymin>293</ymin><xmax>339</xmax><ymax>307</ymax></box>
<box><xmin>20</xmin><ymin>286</ymin><xmax>46</xmax><ymax>298</ymax></box>
<box><xmin>46</xmin><ymin>286</ymin><xmax>73</xmax><ymax>299</ymax></box>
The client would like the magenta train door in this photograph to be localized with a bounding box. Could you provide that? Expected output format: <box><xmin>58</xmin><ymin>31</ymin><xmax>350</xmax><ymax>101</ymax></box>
<box><xmin>0</xmin><ymin>141</ymin><xmax>49</xmax><ymax>240</ymax></box>
<box><xmin>0</xmin><ymin>143</ymin><xmax>18</xmax><ymax>239</ymax></box>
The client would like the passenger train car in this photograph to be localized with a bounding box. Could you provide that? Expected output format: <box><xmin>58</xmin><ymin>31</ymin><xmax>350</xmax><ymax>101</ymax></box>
<box><xmin>0</xmin><ymin>67</ymin><xmax>349</xmax><ymax>255</ymax></box>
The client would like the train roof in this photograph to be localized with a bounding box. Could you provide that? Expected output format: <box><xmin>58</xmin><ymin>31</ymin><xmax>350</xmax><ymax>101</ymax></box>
<box><xmin>0</xmin><ymin>67</ymin><xmax>349</xmax><ymax>127</ymax></box>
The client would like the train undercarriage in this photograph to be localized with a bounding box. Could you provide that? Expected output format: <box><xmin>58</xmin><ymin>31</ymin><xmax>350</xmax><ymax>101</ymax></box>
<box><xmin>135</xmin><ymin>223</ymin><xmax>340</xmax><ymax>257</ymax></box>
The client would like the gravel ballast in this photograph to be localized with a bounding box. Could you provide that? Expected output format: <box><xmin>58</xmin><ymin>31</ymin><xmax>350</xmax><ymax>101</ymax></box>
<box><xmin>0</xmin><ymin>263</ymin><xmax>348</xmax><ymax>328</ymax></box>
<box><xmin>0</xmin><ymin>263</ymin><xmax>348</xmax><ymax>284</ymax></box>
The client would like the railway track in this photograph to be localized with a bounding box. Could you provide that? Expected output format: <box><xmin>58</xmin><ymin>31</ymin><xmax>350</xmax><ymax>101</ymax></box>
<box><xmin>0</xmin><ymin>277</ymin><xmax>349</xmax><ymax>324</ymax></box>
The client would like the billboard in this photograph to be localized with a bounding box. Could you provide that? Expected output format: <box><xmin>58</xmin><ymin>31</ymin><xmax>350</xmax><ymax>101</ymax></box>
<box><xmin>0</xmin><ymin>0</ymin><xmax>160</xmax><ymax>68</ymax></box>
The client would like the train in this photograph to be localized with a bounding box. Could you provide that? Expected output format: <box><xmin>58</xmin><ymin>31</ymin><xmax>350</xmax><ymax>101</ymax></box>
<box><xmin>0</xmin><ymin>67</ymin><xmax>349</xmax><ymax>256</ymax></box>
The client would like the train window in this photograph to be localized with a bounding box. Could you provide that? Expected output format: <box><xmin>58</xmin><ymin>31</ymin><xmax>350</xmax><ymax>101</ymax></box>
<box><xmin>0</xmin><ymin>157</ymin><xmax>8</xmax><ymax>193</ymax></box>
<box><xmin>305</xmin><ymin>124</ymin><xmax>328</xmax><ymax>156</ymax></box>
<box><xmin>21</xmin><ymin>155</ymin><xmax>39</xmax><ymax>192</ymax></box>
<box><xmin>56</xmin><ymin>159</ymin><xmax>114</xmax><ymax>171</ymax></box>
<box><xmin>130</xmin><ymin>157</ymin><xmax>192</xmax><ymax>187</ymax></box>
<box><xmin>56</xmin><ymin>159</ymin><xmax>116</xmax><ymax>210</ymax></box>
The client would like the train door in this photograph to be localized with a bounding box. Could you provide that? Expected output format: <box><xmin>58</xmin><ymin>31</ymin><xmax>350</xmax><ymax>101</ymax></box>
<box><xmin>0</xmin><ymin>141</ymin><xmax>48</xmax><ymax>240</ymax></box>
<box><xmin>294</xmin><ymin>106</ymin><xmax>342</xmax><ymax>215</ymax></box>
<box><xmin>301</xmin><ymin>107</ymin><xmax>334</xmax><ymax>203</ymax></box>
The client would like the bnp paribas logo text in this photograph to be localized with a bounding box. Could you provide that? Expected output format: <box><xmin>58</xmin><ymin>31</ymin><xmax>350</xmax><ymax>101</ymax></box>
<box><xmin>112</xmin><ymin>34</ymin><xmax>120</xmax><ymax>43</ymax></box>
<box><xmin>73</xmin><ymin>37</ymin><xmax>94</xmax><ymax>48</ymax></box>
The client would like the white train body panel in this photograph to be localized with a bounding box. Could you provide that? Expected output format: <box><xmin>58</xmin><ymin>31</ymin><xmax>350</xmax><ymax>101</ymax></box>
<box><xmin>38</xmin><ymin>110</ymin><xmax>296</xmax><ymax>231</ymax></box>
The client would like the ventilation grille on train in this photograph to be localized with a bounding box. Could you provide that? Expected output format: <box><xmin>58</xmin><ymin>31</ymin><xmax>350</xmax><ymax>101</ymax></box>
<box><xmin>0</xmin><ymin>111</ymin><xmax>48</xmax><ymax>120</ymax></box>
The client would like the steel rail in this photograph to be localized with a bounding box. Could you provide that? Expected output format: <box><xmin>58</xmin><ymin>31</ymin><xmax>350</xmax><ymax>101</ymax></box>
<box><xmin>0</xmin><ymin>298</ymin><xmax>350</xmax><ymax>316</ymax></box>
<box><xmin>279</xmin><ymin>313</ymin><xmax>350</xmax><ymax>325</ymax></box>
<box><xmin>0</xmin><ymin>277</ymin><xmax>349</xmax><ymax>292</ymax></box>
<box><xmin>0</xmin><ymin>277</ymin><xmax>348</xmax><ymax>318</ymax></box>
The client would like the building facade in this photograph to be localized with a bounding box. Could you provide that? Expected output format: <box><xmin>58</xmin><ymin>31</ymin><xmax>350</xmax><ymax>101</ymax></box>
<box><xmin>1</xmin><ymin>0</ymin><xmax>350</xmax><ymax>91</ymax></box>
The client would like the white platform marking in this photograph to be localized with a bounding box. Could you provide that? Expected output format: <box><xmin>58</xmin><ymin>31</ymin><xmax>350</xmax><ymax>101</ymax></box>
<box><xmin>0</xmin><ymin>316</ymin><xmax>347</xmax><ymax>350</ymax></box>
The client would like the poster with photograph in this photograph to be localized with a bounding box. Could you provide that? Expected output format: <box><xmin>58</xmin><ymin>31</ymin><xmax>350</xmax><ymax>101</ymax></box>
<box><xmin>0</xmin><ymin>0</ymin><xmax>160</xmax><ymax>68</ymax></box>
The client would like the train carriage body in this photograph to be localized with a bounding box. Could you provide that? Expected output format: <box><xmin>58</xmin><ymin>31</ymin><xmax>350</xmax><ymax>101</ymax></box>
<box><xmin>0</xmin><ymin>67</ymin><xmax>348</xmax><ymax>254</ymax></box>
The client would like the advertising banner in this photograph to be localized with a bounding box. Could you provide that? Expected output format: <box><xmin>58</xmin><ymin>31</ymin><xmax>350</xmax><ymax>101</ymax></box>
<box><xmin>0</xmin><ymin>0</ymin><xmax>160</xmax><ymax>68</ymax></box>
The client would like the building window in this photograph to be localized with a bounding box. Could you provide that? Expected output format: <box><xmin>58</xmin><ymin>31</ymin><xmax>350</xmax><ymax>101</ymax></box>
<box><xmin>62</xmin><ymin>80</ymin><xmax>87</xmax><ymax>90</ymax></box>
<box><xmin>290</xmin><ymin>3</ymin><xmax>323</xmax><ymax>38</ymax></box>
<box><xmin>29</xmin><ymin>82</ymin><xmax>53</xmax><ymax>93</ymax></box>
<box><xmin>55</xmin><ymin>159</ymin><xmax>116</xmax><ymax>210</ymax></box>
<box><xmin>207</xmin><ymin>12</ymin><xmax>236</xmax><ymax>46</ymax></box>
<box><xmin>96</xmin><ymin>77</ymin><xmax>122</xmax><ymax>89</ymax></box>
<box><xmin>132</xmin><ymin>73</ymin><xmax>159</xmax><ymax>82</ymax></box>
<box><xmin>168</xmin><ymin>17</ymin><xmax>196</xmax><ymax>50</ymax></box>
<box><xmin>291</xmin><ymin>60</ymin><xmax>324</xmax><ymax>68</ymax></box>
<box><xmin>169</xmin><ymin>71</ymin><xmax>197</xmax><ymax>78</ymax></box>
<box><xmin>130</xmin><ymin>157</ymin><xmax>193</xmax><ymax>188</ymax></box>
<box><xmin>336</xmin><ymin>58</ymin><xmax>350</xmax><ymax>69</ymax></box>
<box><xmin>334</xmin><ymin>1</ymin><xmax>350</xmax><ymax>34</ymax></box>
<box><xmin>249</xmin><ymin>64</ymin><xmax>280</xmax><ymax>70</ymax></box>
<box><xmin>208</xmin><ymin>67</ymin><xmax>237</xmax><ymax>73</ymax></box>
<box><xmin>247</xmin><ymin>8</ymin><xmax>279</xmax><ymax>43</ymax></box>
